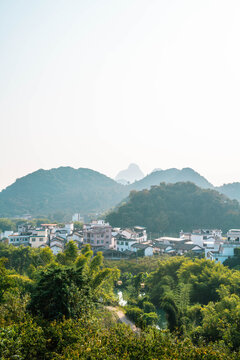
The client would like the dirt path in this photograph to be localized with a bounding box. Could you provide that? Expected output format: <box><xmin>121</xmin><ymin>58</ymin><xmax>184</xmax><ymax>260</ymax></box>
<box><xmin>106</xmin><ymin>306</ymin><xmax>139</xmax><ymax>333</ymax></box>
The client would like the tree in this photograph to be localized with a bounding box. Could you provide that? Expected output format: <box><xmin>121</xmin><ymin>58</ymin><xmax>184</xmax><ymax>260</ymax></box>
<box><xmin>0</xmin><ymin>218</ymin><xmax>15</xmax><ymax>232</ymax></box>
<box><xmin>0</xmin><ymin>259</ymin><xmax>11</xmax><ymax>302</ymax></box>
<box><xmin>29</xmin><ymin>246</ymin><xmax>120</xmax><ymax>320</ymax></box>
<box><xmin>64</xmin><ymin>241</ymin><xmax>79</xmax><ymax>264</ymax></box>
<box><xmin>28</xmin><ymin>265</ymin><xmax>91</xmax><ymax>320</ymax></box>
<box><xmin>74</xmin><ymin>221</ymin><xmax>83</xmax><ymax>231</ymax></box>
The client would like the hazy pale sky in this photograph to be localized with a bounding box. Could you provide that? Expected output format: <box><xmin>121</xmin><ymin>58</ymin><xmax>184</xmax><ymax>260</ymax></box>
<box><xmin>1</xmin><ymin>0</ymin><xmax>240</xmax><ymax>190</ymax></box>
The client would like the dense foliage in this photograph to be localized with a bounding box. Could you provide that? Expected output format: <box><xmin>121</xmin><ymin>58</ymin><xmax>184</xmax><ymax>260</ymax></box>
<box><xmin>106</xmin><ymin>182</ymin><xmax>240</xmax><ymax>233</ymax></box>
<box><xmin>104</xmin><ymin>256</ymin><xmax>167</xmax><ymax>275</ymax></box>
<box><xmin>1</xmin><ymin>244</ymin><xmax>240</xmax><ymax>358</ymax></box>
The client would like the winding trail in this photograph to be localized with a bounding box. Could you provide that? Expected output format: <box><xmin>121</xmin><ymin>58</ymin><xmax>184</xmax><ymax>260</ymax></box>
<box><xmin>106</xmin><ymin>306</ymin><xmax>139</xmax><ymax>333</ymax></box>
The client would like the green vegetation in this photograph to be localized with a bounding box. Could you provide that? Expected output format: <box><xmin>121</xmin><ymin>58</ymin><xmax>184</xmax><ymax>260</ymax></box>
<box><xmin>0</xmin><ymin>217</ymin><xmax>53</xmax><ymax>233</ymax></box>
<box><xmin>106</xmin><ymin>182</ymin><xmax>240</xmax><ymax>233</ymax></box>
<box><xmin>217</xmin><ymin>182</ymin><xmax>240</xmax><ymax>202</ymax></box>
<box><xmin>1</xmin><ymin>244</ymin><xmax>240</xmax><ymax>358</ymax></box>
<box><xmin>104</xmin><ymin>255</ymin><xmax>168</xmax><ymax>275</ymax></box>
<box><xmin>129</xmin><ymin>167</ymin><xmax>213</xmax><ymax>191</ymax></box>
<box><xmin>223</xmin><ymin>247</ymin><xmax>240</xmax><ymax>269</ymax></box>
<box><xmin>1</xmin><ymin>166</ymin><xmax>239</xmax><ymax>220</ymax></box>
<box><xmin>0</xmin><ymin>167</ymin><xmax>128</xmax><ymax>218</ymax></box>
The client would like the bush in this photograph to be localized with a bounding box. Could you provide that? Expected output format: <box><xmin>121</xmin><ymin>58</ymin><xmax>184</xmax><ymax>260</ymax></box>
<box><xmin>143</xmin><ymin>301</ymin><xmax>156</xmax><ymax>313</ymax></box>
<box><xmin>126</xmin><ymin>306</ymin><xmax>144</xmax><ymax>327</ymax></box>
<box><xmin>142</xmin><ymin>312</ymin><xmax>158</xmax><ymax>326</ymax></box>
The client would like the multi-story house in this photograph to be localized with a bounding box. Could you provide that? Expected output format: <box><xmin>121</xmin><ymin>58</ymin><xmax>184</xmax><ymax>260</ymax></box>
<box><xmin>50</xmin><ymin>236</ymin><xmax>65</xmax><ymax>255</ymax></box>
<box><xmin>121</xmin><ymin>226</ymin><xmax>147</xmax><ymax>243</ymax></box>
<box><xmin>207</xmin><ymin>229</ymin><xmax>240</xmax><ymax>263</ymax></box>
<box><xmin>190</xmin><ymin>229</ymin><xmax>222</xmax><ymax>247</ymax></box>
<box><xmin>8</xmin><ymin>226</ymin><xmax>48</xmax><ymax>248</ymax></box>
<box><xmin>8</xmin><ymin>234</ymin><xmax>30</xmax><ymax>246</ymax></box>
<box><xmin>83</xmin><ymin>220</ymin><xmax>113</xmax><ymax>249</ymax></box>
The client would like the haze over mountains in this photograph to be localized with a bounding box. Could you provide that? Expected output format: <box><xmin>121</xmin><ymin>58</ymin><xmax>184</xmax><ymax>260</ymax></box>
<box><xmin>128</xmin><ymin>167</ymin><xmax>213</xmax><ymax>191</ymax></box>
<box><xmin>0</xmin><ymin>164</ymin><xmax>240</xmax><ymax>218</ymax></box>
<box><xmin>115</xmin><ymin>163</ymin><xmax>144</xmax><ymax>184</ymax></box>
<box><xmin>0</xmin><ymin>167</ymin><xmax>127</xmax><ymax>218</ymax></box>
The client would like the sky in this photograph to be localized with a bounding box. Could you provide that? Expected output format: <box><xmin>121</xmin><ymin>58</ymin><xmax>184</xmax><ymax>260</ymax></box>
<box><xmin>1</xmin><ymin>0</ymin><xmax>240</xmax><ymax>190</ymax></box>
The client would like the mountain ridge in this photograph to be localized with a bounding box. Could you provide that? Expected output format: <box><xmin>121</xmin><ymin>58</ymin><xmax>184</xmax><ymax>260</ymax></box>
<box><xmin>1</xmin><ymin>166</ymin><xmax>240</xmax><ymax>218</ymax></box>
<box><xmin>129</xmin><ymin>167</ymin><xmax>213</xmax><ymax>191</ymax></box>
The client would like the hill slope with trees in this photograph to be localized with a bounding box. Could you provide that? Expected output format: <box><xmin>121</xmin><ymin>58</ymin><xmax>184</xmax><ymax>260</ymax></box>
<box><xmin>129</xmin><ymin>167</ymin><xmax>213</xmax><ymax>191</ymax></box>
<box><xmin>106</xmin><ymin>182</ymin><xmax>240</xmax><ymax>234</ymax></box>
<box><xmin>0</xmin><ymin>167</ymin><xmax>128</xmax><ymax>218</ymax></box>
<box><xmin>217</xmin><ymin>182</ymin><xmax>240</xmax><ymax>202</ymax></box>
<box><xmin>2</xmin><ymin>166</ymin><xmax>240</xmax><ymax>219</ymax></box>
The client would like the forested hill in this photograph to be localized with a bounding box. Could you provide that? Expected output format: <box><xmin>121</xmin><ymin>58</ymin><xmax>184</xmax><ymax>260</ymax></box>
<box><xmin>1</xmin><ymin>166</ymin><xmax>240</xmax><ymax>219</ymax></box>
<box><xmin>217</xmin><ymin>182</ymin><xmax>240</xmax><ymax>202</ymax></box>
<box><xmin>129</xmin><ymin>167</ymin><xmax>213</xmax><ymax>191</ymax></box>
<box><xmin>0</xmin><ymin>167</ymin><xmax>128</xmax><ymax>218</ymax></box>
<box><xmin>106</xmin><ymin>182</ymin><xmax>240</xmax><ymax>234</ymax></box>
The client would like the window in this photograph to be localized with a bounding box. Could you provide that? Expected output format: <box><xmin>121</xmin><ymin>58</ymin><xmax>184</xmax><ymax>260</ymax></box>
<box><xmin>39</xmin><ymin>238</ymin><xmax>43</xmax><ymax>242</ymax></box>
<box><xmin>125</xmin><ymin>242</ymin><xmax>128</xmax><ymax>246</ymax></box>
<box><xmin>101</xmin><ymin>240</ymin><xmax>104</xmax><ymax>244</ymax></box>
<box><xmin>97</xmin><ymin>240</ymin><xmax>100</xmax><ymax>244</ymax></box>
<box><xmin>32</xmin><ymin>238</ymin><xmax>36</xmax><ymax>242</ymax></box>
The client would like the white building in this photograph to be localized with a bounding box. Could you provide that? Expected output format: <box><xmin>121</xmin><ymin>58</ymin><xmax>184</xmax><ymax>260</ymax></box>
<box><xmin>0</xmin><ymin>231</ymin><xmax>14</xmax><ymax>241</ymax></box>
<box><xmin>207</xmin><ymin>229</ymin><xmax>240</xmax><ymax>263</ymax></box>
<box><xmin>29</xmin><ymin>235</ymin><xmax>48</xmax><ymax>248</ymax></box>
<box><xmin>131</xmin><ymin>243</ymin><xmax>153</xmax><ymax>256</ymax></box>
<box><xmin>8</xmin><ymin>234</ymin><xmax>30</xmax><ymax>246</ymax></box>
<box><xmin>50</xmin><ymin>236</ymin><xmax>65</xmax><ymax>255</ymax></box>
<box><xmin>72</xmin><ymin>213</ymin><xmax>84</xmax><ymax>223</ymax></box>
<box><xmin>191</xmin><ymin>229</ymin><xmax>222</xmax><ymax>247</ymax></box>
<box><xmin>116</xmin><ymin>236</ymin><xmax>137</xmax><ymax>252</ymax></box>
<box><xmin>227</xmin><ymin>229</ymin><xmax>240</xmax><ymax>242</ymax></box>
<box><xmin>121</xmin><ymin>226</ymin><xmax>147</xmax><ymax>243</ymax></box>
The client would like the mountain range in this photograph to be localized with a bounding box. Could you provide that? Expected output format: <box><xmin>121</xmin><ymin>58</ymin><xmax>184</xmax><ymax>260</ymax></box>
<box><xmin>0</xmin><ymin>165</ymin><xmax>240</xmax><ymax>219</ymax></box>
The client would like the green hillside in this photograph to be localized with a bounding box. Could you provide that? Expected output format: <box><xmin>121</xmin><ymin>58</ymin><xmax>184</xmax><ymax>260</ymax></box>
<box><xmin>0</xmin><ymin>167</ymin><xmax>128</xmax><ymax>218</ymax></box>
<box><xmin>129</xmin><ymin>167</ymin><xmax>213</xmax><ymax>191</ymax></box>
<box><xmin>106</xmin><ymin>182</ymin><xmax>240</xmax><ymax>234</ymax></box>
<box><xmin>217</xmin><ymin>182</ymin><xmax>240</xmax><ymax>202</ymax></box>
<box><xmin>1</xmin><ymin>166</ymin><xmax>239</xmax><ymax>220</ymax></box>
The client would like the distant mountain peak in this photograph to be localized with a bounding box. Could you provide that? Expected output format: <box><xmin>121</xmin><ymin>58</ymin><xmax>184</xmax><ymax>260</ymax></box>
<box><xmin>115</xmin><ymin>163</ymin><xmax>144</xmax><ymax>184</ymax></box>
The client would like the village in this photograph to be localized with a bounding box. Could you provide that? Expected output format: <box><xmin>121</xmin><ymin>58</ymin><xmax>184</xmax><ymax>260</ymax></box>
<box><xmin>1</xmin><ymin>214</ymin><xmax>240</xmax><ymax>265</ymax></box>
